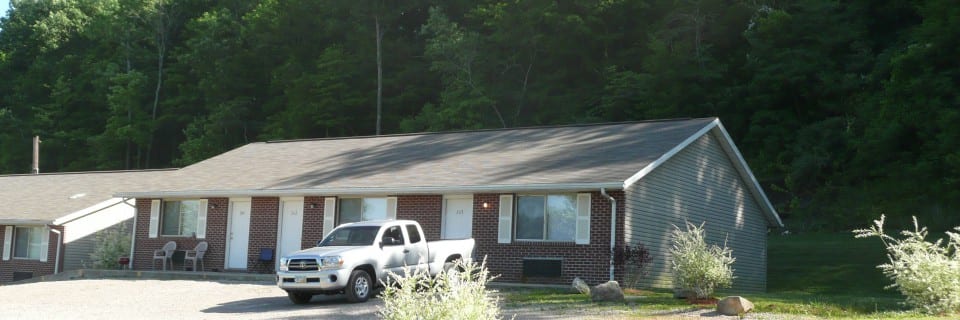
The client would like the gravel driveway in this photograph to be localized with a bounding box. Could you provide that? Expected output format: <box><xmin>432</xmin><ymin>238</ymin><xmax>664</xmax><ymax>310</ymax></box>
<box><xmin>0</xmin><ymin>278</ymin><xmax>762</xmax><ymax>319</ymax></box>
<box><xmin>0</xmin><ymin>279</ymin><xmax>380</xmax><ymax>320</ymax></box>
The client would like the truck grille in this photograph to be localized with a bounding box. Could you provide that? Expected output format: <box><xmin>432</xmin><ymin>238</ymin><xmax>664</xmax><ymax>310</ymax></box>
<box><xmin>288</xmin><ymin>259</ymin><xmax>319</xmax><ymax>271</ymax></box>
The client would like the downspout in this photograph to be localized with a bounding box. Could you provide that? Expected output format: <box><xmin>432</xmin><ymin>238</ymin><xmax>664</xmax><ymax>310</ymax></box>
<box><xmin>49</xmin><ymin>228</ymin><xmax>62</xmax><ymax>274</ymax></box>
<box><xmin>122</xmin><ymin>198</ymin><xmax>137</xmax><ymax>270</ymax></box>
<box><xmin>600</xmin><ymin>188</ymin><xmax>616</xmax><ymax>282</ymax></box>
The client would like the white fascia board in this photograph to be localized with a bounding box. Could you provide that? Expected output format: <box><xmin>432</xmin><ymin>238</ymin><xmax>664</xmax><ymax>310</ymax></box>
<box><xmin>713</xmin><ymin>121</ymin><xmax>784</xmax><ymax>228</ymax></box>
<box><xmin>623</xmin><ymin>119</ymin><xmax>719</xmax><ymax>189</ymax></box>
<box><xmin>114</xmin><ymin>182</ymin><xmax>624</xmax><ymax>199</ymax></box>
<box><xmin>52</xmin><ymin>198</ymin><xmax>127</xmax><ymax>226</ymax></box>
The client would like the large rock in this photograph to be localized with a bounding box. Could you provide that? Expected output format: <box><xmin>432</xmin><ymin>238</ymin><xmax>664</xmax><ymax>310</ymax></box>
<box><xmin>572</xmin><ymin>277</ymin><xmax>590</xmax><ymax>295</ymax></box>
<box><xmin>716</xmin><ymin>296</ymin><xmax>754</xmax><ymax>316</ymax></box>
<box><xmin>590</xmin><ymin>281</ymin><xmax>624</xmax><ymax>302</ymax></box>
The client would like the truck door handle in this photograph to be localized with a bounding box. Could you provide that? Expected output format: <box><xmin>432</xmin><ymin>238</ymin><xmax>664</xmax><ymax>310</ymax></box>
<box><xmin>403</xmin><ymin>249</ymin><xmax>410</xmax><ymax>253</ymax></box>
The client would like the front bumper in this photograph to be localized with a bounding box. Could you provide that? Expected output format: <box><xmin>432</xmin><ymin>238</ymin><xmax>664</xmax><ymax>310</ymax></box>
<box><xmin>277</xmin><ymin>268</ymin><xmax>352</xmax><ymax>292</ymax></box>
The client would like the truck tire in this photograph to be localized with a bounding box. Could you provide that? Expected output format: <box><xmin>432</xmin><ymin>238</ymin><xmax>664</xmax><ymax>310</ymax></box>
<box><xmin>287</xmin><ymin>292</ymin><xmax>312</xmax><ymax>305</ymax></box>
<box><xmin>345</xmin><ymin>270</ymin><xmax>372</xmax><ymax>303</ymax></box>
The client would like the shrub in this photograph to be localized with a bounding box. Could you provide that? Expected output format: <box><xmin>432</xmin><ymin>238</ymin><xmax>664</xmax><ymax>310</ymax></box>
<box><xmin>670</xmin><ymin>222</ymin><xmax>735</xmax><ymax>299</ymax></box>
<box><xmin>614</xmin><ymin>243</ymin><xmax>652</xmax><ymax>288</ymax></box>
<box><xmin>853</xmin><ymin>215</ymin><xmax>960</xmax><ymax>314</ymax></box>
<box><xmin>89</xmin><ymin>224</ymin><xmax>131</xmax><ymax>269</ymax></box>
<box><xmin>378</xmin><ymin>258</ymin><xmax>503</xmax><ymax>320</ymax></box>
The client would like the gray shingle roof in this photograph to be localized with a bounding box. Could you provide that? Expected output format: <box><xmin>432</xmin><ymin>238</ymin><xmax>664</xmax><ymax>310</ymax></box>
<box><xmin>120</xmin><ymin>118</ymin><xmax>717</xmax><ymax>197</ymax></box>
<box><xmin>0</xmin><ymin>170</ymin><xmax>175</xmax><ymax>223</ymax></box>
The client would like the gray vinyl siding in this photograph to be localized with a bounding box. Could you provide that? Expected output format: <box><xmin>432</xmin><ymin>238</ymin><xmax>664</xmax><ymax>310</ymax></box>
<box><xmin>624</xmin><ymin>130</ymin><xmax>768</xmax><ymax>292</ymax></box>
<box><xmin>63</xmin><ymin>218</ymin><xmax>133</xmax><ymax>270</ymax></box>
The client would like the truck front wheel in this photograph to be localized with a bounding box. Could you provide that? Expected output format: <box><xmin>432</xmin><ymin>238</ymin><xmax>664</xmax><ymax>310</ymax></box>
<box><xmin>287</xmin><ymin>292</ymin><xmax>312</xmax><ymax>304</ymax></box>
<box><xmin>345</xmin><ymin>270</ymin><xmax>372</xmax><ymax>303</ymax></box>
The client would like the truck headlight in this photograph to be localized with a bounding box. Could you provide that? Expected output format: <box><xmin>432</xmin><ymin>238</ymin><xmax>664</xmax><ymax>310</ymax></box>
<box><xmin>279</xmin><ymin>257</ymin><xmax>289</xmax><ymax>272</ymax></box>
<box><xmin>320</xmin><ymin>256</ymin><xmax>343</xmax><ymax>270</ymax></box>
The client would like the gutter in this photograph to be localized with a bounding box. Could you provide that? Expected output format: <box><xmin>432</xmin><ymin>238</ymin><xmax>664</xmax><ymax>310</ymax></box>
<box><xmin>0</xmin><ymin>219</ymin><xmax>53</xmax><ymax>225</ymax></box>
<box><xmin>600</xmin><ymin>188</ymin><xmax>616</xmax><ymax>282</ymax></box>
<box><xmin>49</xmin><ymin>228</ymin><xmax>62</xmax><ymax>274</ymax></box>
<box><xmin>121</xmin><ymin>198</ymin><xmax>137</xmax><ymax>270</ymax></box>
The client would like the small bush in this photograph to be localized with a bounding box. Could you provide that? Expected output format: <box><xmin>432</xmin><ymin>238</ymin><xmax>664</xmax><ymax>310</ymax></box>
<box><xmin>614</xmin><ymin>243</ymin><xmax>652</xmax><ymax>288</ymax></box>
<box><xmin>854</xmin><ymin>215</ymin><xmax>960</xmax><ymax>314</ymax></box>
<box><xmin>670</xmin><ymin>222</ymin><xmax>735</xmax><ymax>299</ymax></box>
<box><xmin>378</xmin><ymin>258</ymin><xmax>503</xmax><ymax>320</ymax></box>
<box><xmin>89</xmin><ymin>224</ymin><xmax>131</xmax><ymax>269</ymax></box>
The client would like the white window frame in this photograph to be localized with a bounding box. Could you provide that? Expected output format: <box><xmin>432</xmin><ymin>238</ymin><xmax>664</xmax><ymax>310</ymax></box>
<box><xmin>514</xmin><ymin>193</ymin><xmax>578</xmax><ymax>242</ymax></box>
<box><xmin>12</xmin><ymin>226</ymin><xmax>45</xmax><ymax>260</ymax></box>
<box><xmin>160</xmin><ymin>199</ymin><xmax>201</xmax><ymax>237</ymax></box>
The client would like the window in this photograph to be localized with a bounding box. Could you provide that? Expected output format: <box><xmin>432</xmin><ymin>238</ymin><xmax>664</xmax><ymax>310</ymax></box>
<box><xmin>516</xmin><ymin>194</ymin><xmax>577</xmax><ymax>241</ymax></box>
<box><xmin>382</xmin><ymin>225</ymin><xmax>405</xmax><ymax>245</ymax></box>
<box><xmin>161</xmin><ymin>200</ymin><xmax>200</xmax><ymax>236</ymax></box>
<box><xmin>339</xmin><ymin>198</ymin><xmax>388</xmax><ymax>224</ymax></box>
<box><xmin>405</xmin><ymin>224</ymin><xmax>422</xmax><ymax>243</ymax></box>
<box><xmin>13</xmin><ymin>226</ymin><xmax>44</xmax><ymax>259</ymax></box>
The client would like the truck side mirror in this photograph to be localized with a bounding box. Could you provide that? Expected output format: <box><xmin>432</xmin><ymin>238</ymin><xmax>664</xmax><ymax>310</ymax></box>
<box><xmin>381</xmin><ymin>236</ymin><xmax>399</xmax><ymax>247</ymax></box>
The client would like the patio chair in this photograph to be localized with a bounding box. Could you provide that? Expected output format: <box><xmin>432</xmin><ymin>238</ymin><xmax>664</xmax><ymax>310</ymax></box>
<box><xmin>258</xmin><ymin>248</ymin><xmax>274</xmax><ymax>273</ymax></box>
<box><xmin>184</xmin><ymin>241</ymin><xmax>208</xmax><ymax>272</ymax></box>
<box><xmin>152</xmin><ymin>241</ymin><xmax>177</xmax><ymax>271</ymax></box>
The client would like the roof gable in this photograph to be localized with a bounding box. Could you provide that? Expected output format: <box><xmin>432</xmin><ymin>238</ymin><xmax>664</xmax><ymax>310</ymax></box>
<box><xmin>623</xmin><ymin>119</ymin><xmax>782</xmax><ymax>227</ymax></box>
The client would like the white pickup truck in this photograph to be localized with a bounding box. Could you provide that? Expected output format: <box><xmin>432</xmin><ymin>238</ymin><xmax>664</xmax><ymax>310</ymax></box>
<box><xmin>276</xmin><ymin>219</ymin><xmax>475</xmax><ymax>304</ymax></box>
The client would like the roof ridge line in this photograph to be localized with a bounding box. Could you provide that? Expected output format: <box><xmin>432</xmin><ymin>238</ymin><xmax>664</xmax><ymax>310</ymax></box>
<box><xmin>264</xmin><ymin>117</ymin><xmax>708</xmax><ymax>144</ymax></box>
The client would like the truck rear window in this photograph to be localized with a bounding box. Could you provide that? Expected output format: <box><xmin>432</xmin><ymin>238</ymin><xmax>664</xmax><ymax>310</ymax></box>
<box><xmin>319</xmin><ymin>226</ymin><xmax>380</xmax><ymax>246</ymax></box>
<box><xmin>405</xmin><ymin>224</ymin><xmax>422</xmax><ymax>243</ymax></box>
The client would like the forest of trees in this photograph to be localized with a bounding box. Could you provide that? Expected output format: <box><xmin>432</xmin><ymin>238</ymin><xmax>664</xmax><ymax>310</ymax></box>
<box><xmin>0</xmin><ymin>0</ymin><xmax>957</xmax><ymax>231</ymax></box>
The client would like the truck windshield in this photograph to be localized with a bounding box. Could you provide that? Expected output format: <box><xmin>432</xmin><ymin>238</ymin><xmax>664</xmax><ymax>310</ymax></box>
<box><xmin>318</xmin><ymin>226</ymin><xmax>380</xmax><ymax>246</ymax></box>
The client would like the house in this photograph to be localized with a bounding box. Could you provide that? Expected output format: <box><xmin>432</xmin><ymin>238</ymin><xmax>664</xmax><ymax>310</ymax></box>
<box><xmin>117</xmin><ymin>118</ymin><xmax>782</xmax><ymax>291</ymax></box>
<box><xmin>0</xmin><ymin>170</ymin><xmax>173</xmax><ymax>283</ymax></box>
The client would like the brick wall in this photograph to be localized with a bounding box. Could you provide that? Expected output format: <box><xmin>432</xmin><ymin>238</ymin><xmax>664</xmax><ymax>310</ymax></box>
<box><xmin>301</xmin><ymin>196</ymin><xmax>325</xmax><ymax>250</ymax></box>
<box><xmin>245</xmin><ymin>197</ymin><xmax>279</xmax><ymax>272</ymax></box>
<box><xmin>473</xmin><ymin>191</ymin><xmax>627</xmax><ymax>286</ymax></box>
<box><xmin>396</xmin><ymin>195</ymin><xmax>443</xmax><ymax>241</ymax></box>
<box><xmin>131</xmin><ymin>191</ymin><xmax>626</xmax><ymax>285</ymax></box>
<box><xmin>132</xmin><ymin>198</ymin><xmax>228</xmax><ymax>271</ymax></box>
<box><xmin>0</xmin><ymin>224</ymin><xmax>64</xmax><ymax>283</ymax></box>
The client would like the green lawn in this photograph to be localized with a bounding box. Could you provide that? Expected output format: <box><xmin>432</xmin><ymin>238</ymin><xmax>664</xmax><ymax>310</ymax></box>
<box><xmin>767</xmin><ymin>232</ymin><xmax>892</xmax><ymax>296</ymax></box>
<box><xmin>498</xmin><ymin>232</ymin><xmax>953</xmax><ymax>319</ymax></box>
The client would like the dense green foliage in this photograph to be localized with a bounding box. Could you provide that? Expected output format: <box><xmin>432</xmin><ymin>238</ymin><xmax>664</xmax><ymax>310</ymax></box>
<box><xmin>1</xmin><ymin>0</ymin><xmax>957</xmax><ymax>230</ymax></box>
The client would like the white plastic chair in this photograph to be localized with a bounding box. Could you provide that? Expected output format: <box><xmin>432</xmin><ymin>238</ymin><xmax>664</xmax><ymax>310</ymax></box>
<box><xmin>184</xmin><ymin>241</ymin><xmax>208</xmax><ymax>272</ymax></box>
<box><xmin>152</xmin><ymin>241</ymin><xmax>177</xmax><ymax>271</ymax></box>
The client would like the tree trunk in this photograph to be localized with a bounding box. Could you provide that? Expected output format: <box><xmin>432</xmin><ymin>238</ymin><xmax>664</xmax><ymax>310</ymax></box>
<box><xmin>124</xmin><ymin>36</ymin><xmax>133</xmax><ymax>170</ymax></box>
<box><xmin>146</xmin><ymin>35</ymin><xmax>164</xmax><ymax>168</ymax></box>
<box><xmin>146</xmin><ymin>1</ymin><xmax>168</xmax><ymax>168</ymax></box>
<box><xmin>375</xmin><ymin>15</ymin><xmax>383</xmax><ymax>135</ymax></box>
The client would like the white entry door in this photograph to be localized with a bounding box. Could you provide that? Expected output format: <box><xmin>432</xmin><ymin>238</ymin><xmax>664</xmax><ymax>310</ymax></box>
<box><xmin>443</xmin><ymin>198</ymin><xmax>473</xmax><ymax>239</ymax></box>
<box><xmin>277</xmin><ymin>198</ymin><xmax>304</xmax><ymax>269</ymax></box>
<box><xmin>226</xmin><ymin>200</ymin><xmax>251</xmax><ymax>269</ymax></box>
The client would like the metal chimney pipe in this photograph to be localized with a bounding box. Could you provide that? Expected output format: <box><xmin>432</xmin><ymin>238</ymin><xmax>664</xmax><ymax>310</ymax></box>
<box><xmin>32</xmin><ymin>136</ymin><xmax>40</xmax><ymax>174</ymax></box>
